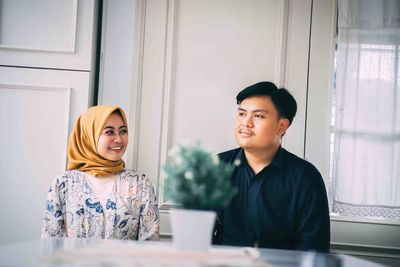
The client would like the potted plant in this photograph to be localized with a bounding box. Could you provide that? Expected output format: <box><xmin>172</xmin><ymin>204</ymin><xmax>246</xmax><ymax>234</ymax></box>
<box><xmin>163</xmin><ymin>142</ymin><xmax>238</xmax><ymax>251</ymax></box>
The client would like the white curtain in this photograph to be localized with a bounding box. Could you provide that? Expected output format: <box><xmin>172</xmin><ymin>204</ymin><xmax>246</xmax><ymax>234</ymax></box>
<box><xmin>332</xmin><ymin>0</ymin><xmax>400</xmax><ymax>220</ymax></box>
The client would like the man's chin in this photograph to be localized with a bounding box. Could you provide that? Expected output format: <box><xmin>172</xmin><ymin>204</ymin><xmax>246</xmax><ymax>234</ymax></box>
<box><xmin>240</xmin><ymin>145</ymin><xmax>281</xmax><ymax>155</ymax></box>
<box><xmin>237</xmin><ymin>141</ymin><xmax>254</xmax><ymax>150</ymax></box>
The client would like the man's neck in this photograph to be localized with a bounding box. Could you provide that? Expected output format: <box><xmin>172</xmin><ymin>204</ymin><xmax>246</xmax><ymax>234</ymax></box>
<box><xmin>244</xmin><ymin>145</ymin><xmax>280</xmax><ymax>174</ymax></box>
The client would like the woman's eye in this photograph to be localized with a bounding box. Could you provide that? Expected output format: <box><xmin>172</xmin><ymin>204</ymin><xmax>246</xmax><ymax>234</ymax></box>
<box><xmin>120</xmin><ymin>129</ymin><xmax>128</xmax><ymax>135</ymax></box>
<box><xmin>105</xmin><ymin>130</ymin><xmax>114</xmax><ymax>135</ymax></box>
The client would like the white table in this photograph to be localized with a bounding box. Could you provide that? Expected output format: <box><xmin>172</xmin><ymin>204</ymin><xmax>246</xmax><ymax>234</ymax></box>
<box><xmin>0</xmin><ymin>238</ymin><xmax>385</xmax><ymax>267</ymax></box>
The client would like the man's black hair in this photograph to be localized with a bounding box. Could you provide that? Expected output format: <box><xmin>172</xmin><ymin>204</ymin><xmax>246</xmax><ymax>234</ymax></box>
<box><xmin>236</xmin><ymin>81</ymin><xmax>297</xmax><ymax>125</ymax></box>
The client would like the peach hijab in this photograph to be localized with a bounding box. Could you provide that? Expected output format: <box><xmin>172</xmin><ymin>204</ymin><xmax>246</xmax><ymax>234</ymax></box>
<box><xmin>67</xmin><ymin>105</ymin><xmax>128</xmax><ymax>176</ymax></box>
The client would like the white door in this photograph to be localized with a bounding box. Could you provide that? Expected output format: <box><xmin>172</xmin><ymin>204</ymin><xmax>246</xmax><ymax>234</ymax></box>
<box><xmin>0</xmin><ymin>0</ymin><xmax>98</xmax><ymax>244</ymax></box>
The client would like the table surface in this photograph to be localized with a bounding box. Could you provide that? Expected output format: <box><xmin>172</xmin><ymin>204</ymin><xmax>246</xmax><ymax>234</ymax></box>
<box><xmin>0</xmin><ymin>238</ymin><xmax>385</xmax><ymax>267</ymax></box>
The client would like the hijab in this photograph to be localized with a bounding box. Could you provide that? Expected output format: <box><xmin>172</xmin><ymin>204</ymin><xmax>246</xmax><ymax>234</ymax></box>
<box><xmin>67</xmin><ymin>105</ymin><xmax>128</xmax><ymax>176</ymax></box>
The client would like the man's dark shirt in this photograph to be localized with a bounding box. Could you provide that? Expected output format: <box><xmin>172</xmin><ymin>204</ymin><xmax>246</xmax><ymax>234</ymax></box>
<box><xmin>213</xmin><ymin>146</ymin><xmax>330</xmax><ymax>252</ymax></box>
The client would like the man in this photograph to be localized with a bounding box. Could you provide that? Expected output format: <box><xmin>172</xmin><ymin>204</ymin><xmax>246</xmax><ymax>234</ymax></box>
<box><xmin>213</xmin><ymin>81</ymin><xmax>330</xmax><ymax>252</ymax></box>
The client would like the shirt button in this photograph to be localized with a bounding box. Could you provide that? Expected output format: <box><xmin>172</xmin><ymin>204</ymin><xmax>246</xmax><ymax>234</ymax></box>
<box><xmin>249</xmin><ymin>201</ymin><xmax>253</xmax><ymax>207</ymax></box>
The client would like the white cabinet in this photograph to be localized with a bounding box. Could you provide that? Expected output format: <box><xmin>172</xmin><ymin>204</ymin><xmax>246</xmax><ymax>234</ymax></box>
<box><xmin>0</xmin><ymin>0</ymin><xmax>98</xmax><ymax>244</ymax></box>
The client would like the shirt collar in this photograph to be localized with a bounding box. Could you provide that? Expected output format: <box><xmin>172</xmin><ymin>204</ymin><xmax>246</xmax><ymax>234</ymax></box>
<box><xmin>237</xmin><ymin>146</ymin><xmax>284</xmax><ymax>171</ymax></box>
<box><xmin>269</xmin><ymin>146</ymin><xmax>284</xmax><ymax>170</ymax></box>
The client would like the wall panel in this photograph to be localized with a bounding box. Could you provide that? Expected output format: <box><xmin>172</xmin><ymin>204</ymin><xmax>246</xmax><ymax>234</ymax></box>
<box><xmin>133</xmin><ymin>0</ymin><xmax>312</xmax><ymax>208</ymax></box>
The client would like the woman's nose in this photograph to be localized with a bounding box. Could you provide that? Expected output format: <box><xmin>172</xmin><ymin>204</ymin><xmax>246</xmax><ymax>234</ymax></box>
<box><xmin>114</xmin><ymin>134</ymin><xmax>122</xmax><ymax>142</ymax></box>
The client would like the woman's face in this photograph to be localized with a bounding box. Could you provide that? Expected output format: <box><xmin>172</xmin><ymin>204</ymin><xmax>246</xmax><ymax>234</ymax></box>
<box><xmin>97</xmin><ymin>112</ymin><xmax>128</xmax><ymax>161</ymax></box>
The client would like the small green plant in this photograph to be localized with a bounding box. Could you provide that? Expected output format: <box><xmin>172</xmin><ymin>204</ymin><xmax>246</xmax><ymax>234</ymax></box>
<box><xmin>163</xmin><ymin>143</ymin><xmax>238</xmax><ymax>211</ymax></box>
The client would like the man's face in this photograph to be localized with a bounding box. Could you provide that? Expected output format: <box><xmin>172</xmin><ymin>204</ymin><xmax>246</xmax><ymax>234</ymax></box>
<box><xmin>234</xmin><ymin>95</ymin><xmax>289</xmax><ymax>152</ymax></box>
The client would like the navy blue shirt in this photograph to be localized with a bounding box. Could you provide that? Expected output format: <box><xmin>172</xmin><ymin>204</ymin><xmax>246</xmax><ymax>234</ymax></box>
<box><xmin>213</xmin><ymin>146</ymin><xmax>330</xmax><ymax>252</ymax></box>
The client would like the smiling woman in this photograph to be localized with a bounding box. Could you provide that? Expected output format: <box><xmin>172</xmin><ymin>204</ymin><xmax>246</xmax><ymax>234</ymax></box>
<box><xmin>97</xmin><ymin>111</ymin><xmax>128</xmax><ymax>162</ymax></box>
<box><xmin>41</xmin><ymin>105</ymin><xmax>160</xmax><ymax>240</ymax></box>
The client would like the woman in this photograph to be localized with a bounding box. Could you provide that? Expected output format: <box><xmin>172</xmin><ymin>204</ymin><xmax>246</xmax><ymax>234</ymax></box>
<box><xmin>41</xmin><ymin>105</ymin><xmax>159</xmax><ymax>240</ymax></box>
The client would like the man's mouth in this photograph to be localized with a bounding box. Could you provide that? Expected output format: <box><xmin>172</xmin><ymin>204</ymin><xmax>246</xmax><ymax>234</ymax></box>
<box><xmin>239</xmin><ymin>129</ymin><xmax>254</xmax><ymax>136</ymax></box>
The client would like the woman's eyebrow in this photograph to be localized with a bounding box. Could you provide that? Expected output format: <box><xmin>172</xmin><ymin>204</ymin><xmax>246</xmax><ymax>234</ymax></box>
<box><xmin>103</xmin><ymin>126</ymin><xmax>115</xmax><ymax>130</ymax></box>
<box><xmin>103</xmin><ymin>125</ymin><xmax>127</xmax><ymax>130</ymax></box>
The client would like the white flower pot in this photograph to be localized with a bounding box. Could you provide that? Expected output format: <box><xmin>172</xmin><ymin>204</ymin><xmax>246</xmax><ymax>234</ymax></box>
<box><xmin>170</xmin><ymin>209</ymin><xmax>216</xmax><ymax>252</ymax></box>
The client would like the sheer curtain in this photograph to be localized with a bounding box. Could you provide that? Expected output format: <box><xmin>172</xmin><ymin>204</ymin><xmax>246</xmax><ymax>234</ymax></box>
<box><xmin>332</xmin><ymin>0</ymin><xmax>400</xmax><ymax>220</ymax></box>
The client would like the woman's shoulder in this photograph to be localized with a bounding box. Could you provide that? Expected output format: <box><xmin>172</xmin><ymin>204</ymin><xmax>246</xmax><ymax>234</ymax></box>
<box><xmin>51</xmin><ymin>170</ymin><xmax>86</xmax><ymax>185</ymax></box>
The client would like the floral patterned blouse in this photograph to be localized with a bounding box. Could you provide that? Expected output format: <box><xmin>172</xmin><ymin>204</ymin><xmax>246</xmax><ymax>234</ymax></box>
<box><xmin>41</xmin><ymin>169</ymin><xmax>160</xmax><ymax>240</ymax></box>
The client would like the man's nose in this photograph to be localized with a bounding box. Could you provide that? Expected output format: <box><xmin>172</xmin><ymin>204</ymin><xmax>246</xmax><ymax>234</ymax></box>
<box><xmin>242</xmin><ymin>115</ymin><xmax>253</xmax><ymax>127</ymax></box>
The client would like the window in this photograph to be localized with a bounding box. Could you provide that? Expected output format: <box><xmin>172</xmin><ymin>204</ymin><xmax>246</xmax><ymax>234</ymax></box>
<box><xmin>329</xmin><ymin>0</ymin><xmax>400</xmax><ymax>221</ymax></box>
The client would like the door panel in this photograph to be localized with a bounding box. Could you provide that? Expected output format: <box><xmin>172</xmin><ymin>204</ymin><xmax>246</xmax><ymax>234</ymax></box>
<box><xmin>0</xmin><ymin>0</ymin><xmax>97</xmax><ymax>70</ymax></box>
<box><xmin>0</xmin><ymin>67</ymin><xmax>91</xmax><ymax>244</ymax></box>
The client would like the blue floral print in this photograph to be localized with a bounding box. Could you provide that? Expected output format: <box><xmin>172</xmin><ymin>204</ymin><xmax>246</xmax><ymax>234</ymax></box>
<box><xmin>85</xmin><ymin>198</ymin><xmax>103</xmax><ymax>213</ymax></box>
<box><xmin>106</xmin><ymin>200</ymin><xmax>117</xmax><ymax>210</ymax></box>
<box><xmin>46</xmin><ymin>202</ymin><xmax>54</xmax><ymax>212</ymax></box>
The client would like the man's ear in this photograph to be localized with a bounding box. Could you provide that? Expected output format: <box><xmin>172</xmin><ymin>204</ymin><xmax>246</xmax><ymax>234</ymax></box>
<box><xmin>279</xmin><ymin>118</ymin><xmax>290</xmax><ymax>136</ymax></box>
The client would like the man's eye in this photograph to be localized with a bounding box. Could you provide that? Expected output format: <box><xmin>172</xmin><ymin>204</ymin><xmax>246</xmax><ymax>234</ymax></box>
<box><xmin>238</xmin><ymin>112</ymin><xmax>245</xmax><ymax>117</ymax></box>
<box><xmin>254</xmin><ymin>114</ymin><xmax>264</xmax><ymax>119</ymax></box>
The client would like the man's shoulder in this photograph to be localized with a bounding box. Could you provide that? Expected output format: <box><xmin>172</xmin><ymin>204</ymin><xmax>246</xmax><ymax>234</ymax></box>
<box><xmin>218</xmin><ymin>147</ymin><xmax>242</xmax><ymax>163</ymax></box>
<box><xmin>281</xmin><ymin>148</ymin><xmax>321</xmax><ymax>178</ymax></box>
